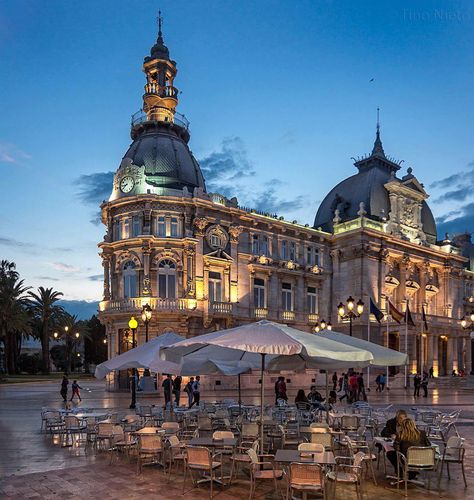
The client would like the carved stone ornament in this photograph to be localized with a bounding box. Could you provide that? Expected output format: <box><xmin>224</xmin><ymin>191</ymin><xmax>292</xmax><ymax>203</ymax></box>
<box><xmin>205</xmin><ymin>224</ymin><xmax>229</xmax><ymax>250</ymax></box>
<box><xmin>193</xmin><ymin>217</ymin><xmax>208</xmax><ymax>235</ymax></box>
<box><xmin>142</xmin><ymin>276</ymin><xmax>151</xmax><ymax>296</ymax></box>
<box><xmin>228</xmin><ymin>225</ymin><xmax>244</xmax><ymax>243</ymax></box>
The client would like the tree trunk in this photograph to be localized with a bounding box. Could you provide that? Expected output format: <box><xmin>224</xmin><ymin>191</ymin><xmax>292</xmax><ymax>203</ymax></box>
<box><xmin>41</xmin><ymin>322</ymin><xmax>50</xmax><ymax>373</ymax></box>
<box><xmin>4</xmin><ymin>328</ymin><xmax>16</xmax><ymax>375</ymax></box>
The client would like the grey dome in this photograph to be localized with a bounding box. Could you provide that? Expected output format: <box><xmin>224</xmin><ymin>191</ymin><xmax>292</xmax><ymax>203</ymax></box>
<box><xmin>314</xmin><ymin>131</ymin><xmax>437</xmax><ymax>243</ymax></box>
<box><xmin>122</xmin><ymin>127</ymin><xmax>206</xmax><ymax>192</ymax></box>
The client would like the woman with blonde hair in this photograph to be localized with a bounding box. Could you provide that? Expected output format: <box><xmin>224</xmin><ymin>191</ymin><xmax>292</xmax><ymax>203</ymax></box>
<box><xmin>386</xmin><ymin>418</ymin><xmax>430</xmax><ymax>479</ymax></box>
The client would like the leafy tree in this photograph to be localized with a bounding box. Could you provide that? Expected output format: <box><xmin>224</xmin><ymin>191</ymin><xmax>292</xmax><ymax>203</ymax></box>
<box><xmin>60</xmin><ymin>312</ymin><xmax>89</xmax><ymax>373</ymax></box>
<box><xmin>84</xmin><ymin>315</ymin><xmax>107</xmax><ymax>366</ymax></box>
<box><xmin>0</xmin><ymin>260</ymin><xmax>31</xmax><ymax>374</ymax></box>
<box><xmin>28</xmin><ymin>287</ymin><xmax>63</xmax><ymax>373</ymax></box>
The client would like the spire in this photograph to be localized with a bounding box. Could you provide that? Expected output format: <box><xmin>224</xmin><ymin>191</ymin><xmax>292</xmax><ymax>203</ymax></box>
<box><xmin>372</xmin><ymin>107</ymin><xmax>386</xmax><ymax>157</ymax></box>
<box><xmin>157</xmin><ymin>10</ymin><xmax>164</xmax><ymax>44</ymax></box>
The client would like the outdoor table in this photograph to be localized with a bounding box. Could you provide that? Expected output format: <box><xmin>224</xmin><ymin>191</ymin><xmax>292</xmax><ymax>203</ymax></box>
<box><xmin>134</xmin><ymin>427</ymin><xmax>166</xmax><ymax>435</ymax></box>
<box><xmin>188</xmin><ymin>437</ymin><xmax>237</xmax><ymax>448</ymax></box>
<box><xmin>75</xmin><ymin>412</ymin><xmax>108</xmax><ymax>420</ymax></box>
<box><xmin>274</xmin><ymin>449</ymin><xmax>336</xmax><ymax>466</ymax></box>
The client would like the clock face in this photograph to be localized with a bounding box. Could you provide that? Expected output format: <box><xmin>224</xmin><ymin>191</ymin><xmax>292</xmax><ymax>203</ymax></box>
<box><xmin>120</xmin><ymin>176</ymin><xmax>135</xmax><ymax>193</ymax></box>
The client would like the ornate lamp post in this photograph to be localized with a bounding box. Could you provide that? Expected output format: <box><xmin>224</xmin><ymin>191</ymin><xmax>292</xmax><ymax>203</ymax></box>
<box><xmin>141</xmin><ymin>304</ymin><xmax>152</xmax><ymax>343</ymax></box>
<box><xmin>128</xmin><ymin>316</ymin><xmax>138</xmax><ymax>409</ymax></box>
<box><xmin>314</xmin><ymin>320</ymin><xmax>332</xmax><ymax>333</ymax></box>
<box><xmin>337</xmin><ymin>296</ymin><xmax>364</xmax><ymax>336</ymax></box>
<box><xmin>461</xmin><ymin>312</ymin><xmax>474</xmax><ymax>376</ymax></box>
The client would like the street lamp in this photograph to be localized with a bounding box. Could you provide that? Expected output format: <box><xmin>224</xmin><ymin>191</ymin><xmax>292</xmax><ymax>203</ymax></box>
<box><xmin>141</xmin><ymin>304</ymin><xmax>152</xmax><ymax>343</ymax></box>
<box><xmin>128</xmin><ymin>316</ymin><xmax>138</xmax><ymax>409</ymax></box>
<box><xmin>313</xmin><ymin>320</ymin><xmax>331</xmax><ymax>333</ymax></box>
<box><xmin>338</xmin><ymin>296</ymin><xmax>364</xmax><ymax>336</ymax></box>
<box><xmin>54</xmin><ymin>326</ymin><xmax>80</xmax><ymax>373</ymax></box>
<box><xmin>460</xmin><ymin>312</ymin><xmax>474</xmax><ymax>330</ymax></box>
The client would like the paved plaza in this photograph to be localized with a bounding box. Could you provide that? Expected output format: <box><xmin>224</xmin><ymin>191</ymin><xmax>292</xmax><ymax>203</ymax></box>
<box><xmin>1</xmin><ymin>379</ymin><xmax>473</xmax><ymax>499</ymax></box>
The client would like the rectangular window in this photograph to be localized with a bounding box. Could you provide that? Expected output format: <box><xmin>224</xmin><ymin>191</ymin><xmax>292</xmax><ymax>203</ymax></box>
<box><xmin>307</xmin><ymin>286</ymin><xmax>318</xmax><ymax>314</ymax></box>
<box><xmin>170</xmin><ymin>217</ymin><xmax>179</xmax><ymax>237</ymax></box>
<box><xmin>157</xmin><ymin>216</ymin><xmax>166</xmax><ymax>237</ymax></box>
<box><xmin>289</xmin><ymin>242</ymin><xmax>296</xmax><ymax>261</ymax></box>
<box><xmin>307</xmin><ymin>247</ymin><xmax>320</xmax><ymax>266</ymax></box>
<box><xmin>114</xmin><ymin>220</ymin><xmax>121</xmax><ymax>240</ymax></box>
<box><xmin>254</xmin><ymin>278</ymin><xmax>266</xmax><ymax>308</ymax></box>
<box><xmin>281</xmin><ymin>282</ymin><xmax>293</xmax><ymax>311</ymax></box>
<box><xmin>123</xmin><ymin>275</ymin><xmax>137</xmax><ymax>299</ymax></box>
<box><xmin>261</xmin><ymin>236</ymin><xmax>269</xmax><ymax>256</ymax></box>
<box><xmin>132</xmin><ymin>216</ymin><xmax>141</xmax><ymax>237</ymax></box>
<box><xmin>252</xmin><ymin>234</ymin><xmax>260</xmax><ymax>255</ymax></box>
<box><xmin>123</xmin><ymin>218</ymin><xmax>130</xmax><ymax>239</ymax></box>
<box><xmin>281</xmin><ymin>241</ymin><xmax>288</xmax><ymax>260</ymax></box>
<box><xmin>209</xmin><ymin>271</ymin><xmax>222</xmax><ymax>302</ymax></box>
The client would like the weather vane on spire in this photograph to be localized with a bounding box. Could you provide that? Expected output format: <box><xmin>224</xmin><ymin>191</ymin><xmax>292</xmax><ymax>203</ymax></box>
<box><xmin>157</xmin><ymin>10</ymin><xmax>163</xmax><ymax>41</ymax></box>
<box><xmin>376</xmin><ymin>107</ymin><xmax>380</xmax><ymax>133</ymax></box>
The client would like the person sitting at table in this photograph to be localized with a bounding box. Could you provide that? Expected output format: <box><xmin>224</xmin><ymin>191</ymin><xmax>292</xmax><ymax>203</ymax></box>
<box><xmin>307</xmin><ymin>385</ymin><xmax>323</xmax><ymax>403</ymax></box>
<box><xmin>381</xmin><ymin>409</ymin><xmax>407</xmax><ymax>438</ymax></box>
<box><xmin>386</xmin><ymin>418</ymin><xmax>430</xmax><ymax>480</ymax></box>
<box><xmin>295</xmin><ymin>389</ymin><xmax>310</xmax><ymax>409</ymax></box>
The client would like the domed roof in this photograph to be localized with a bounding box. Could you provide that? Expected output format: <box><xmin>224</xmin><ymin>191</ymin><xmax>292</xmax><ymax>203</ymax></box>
<box><xmin>109</xmin><ymin>125</ymin><xmax>206</xmax><ymax>201</ymax></box>
<box><xmin>314</xmin><ymin>130</ymin><xmax>437</xmax><ymax>243</ymax></box>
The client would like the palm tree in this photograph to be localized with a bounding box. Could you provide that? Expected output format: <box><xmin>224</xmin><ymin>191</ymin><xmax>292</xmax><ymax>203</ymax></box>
<box><xmin>60</xmin><ymin>312</ymin><xmax>89</xmax><ymax>373</ymax></box>
<box><xmin>28</xmin><ymin>287</ymin><xmax>63</xmax><ymax>373</ymax></box>
<box><xmin>0</xmin><ymin>260</ymin><xmax>31</xmax><ymax>374</ymax></box>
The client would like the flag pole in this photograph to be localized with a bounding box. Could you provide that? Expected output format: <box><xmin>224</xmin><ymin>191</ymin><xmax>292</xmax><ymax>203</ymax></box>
<box><xmin>404</xmin><ymin>299</ymin><xmax>409</xmax><ymax>389</ymax></box>
<box><xmin>386</xmin><ymin>308</ymin><xmax>390</xmax><ymax>390</ymax></box>
<box><xmin>367</xmin><ymin>315</ymin><xmax>371</xmax><ymax>391</ymax></box>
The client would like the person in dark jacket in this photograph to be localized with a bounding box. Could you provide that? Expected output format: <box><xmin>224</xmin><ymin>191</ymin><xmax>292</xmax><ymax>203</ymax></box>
<box><xmin>386</xmin><ymin>418</ymin><xmax>431</xmax><ymax>479</ymax></box>
<box><xmin>413</xmin><ymin>373</ymin><xmax>421</xmax><ymax>397</ymax></box>
<box><xmin>60</xmin><ymin>375</ymin><xmax>69</xmax><ymax>403</ymax></box>
<box><xmin>381</xmin><ymin>410</ymin><xmax>408</xmax><ymax>438</ymax></box>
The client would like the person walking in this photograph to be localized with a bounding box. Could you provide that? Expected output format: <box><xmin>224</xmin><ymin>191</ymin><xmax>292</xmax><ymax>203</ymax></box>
<box><xmin>332</xmin><ymin>372</ymin><xmax>338</xmax><ymax>391</ymax></box>
<box><xmin>60</xmin><ymin>374</ymin><xmax>69</xmax><ymax>403</ymax></box>
<box><xmin>380</xmin><ymin>373</ymin><xmax>386</xmax><ymax>391</ymax></box>
<box><xmin>421</xmin><ymin>371</ymin><xmax>429</xmax><ymax>397</ymax></box>
<box><xmin>173</xmin><ymin>375</ymin><xmax>182</xmax><ymax>407</ymax></box>
<box><xmin>375</xmin><ymin>374</ymin><xmax>381</xmax><ymax>392</ymax></box>
<box><xmin>162</xmin><ymin>374</ymin><xmax>173</xmax><ymax>409</ymax></box>
<box><xmin>413</xmin><ymin>373</ymin><xmax>421</xmax><ymax>397</ymax></box>
<box><xmin>189</xmin><ymin>375</ymin><xmax>201</xmax><ymax>408</ymax></box>
<box><xmin>185</xmin><ymin>377</ymin><xmax>194</xmax><ymax>408</ymax></box>
<box><xmin>429</xmin><ymin>366</ymin><xmax>434</xmax><ymax>378</ymax></box>
<box><xmin>70</xmin><ymin>380</ymin><xmax>82</xmax><ymax>402</ymax></box>
<box><xmin>357</xmin><ymin>372</ymin><xmax>367</xmax><ymax>401</ymax></box>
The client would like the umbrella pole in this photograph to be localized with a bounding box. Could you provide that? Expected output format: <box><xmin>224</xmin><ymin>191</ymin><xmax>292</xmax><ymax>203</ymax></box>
<box><xmin>325</xmin><ymin>370</ymin><xmax>329</xmax><ymax>424</ymax></box>
<box><xmin>238</xmin><ymin>373</ymin><xmax>242</xmax><ymax>414</ymax></box>
<box><xmin>259</xmin><ymin>353</ymin><xmax>266</xmax><ymax>453</ymax></box>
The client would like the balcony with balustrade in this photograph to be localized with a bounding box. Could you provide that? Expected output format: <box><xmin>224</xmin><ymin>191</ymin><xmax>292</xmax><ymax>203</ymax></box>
<box><xmin>144</xmin><ymin>83</ymin><xmax>179</xmax><ymax>99</ymax></box>
<box><xmin>281</xmin><ymin>310</ymin><xmax>296</xmax><ymax>322</ymax></box>
<box><xmin>208</xmin><ymin>301</ymin><xmax>234</xmax><ymax>316</ymax></box>
<box><xmin>99</xmin><ymin>297</ymin><xmax>195</xmax><ymax>314</ymax></box>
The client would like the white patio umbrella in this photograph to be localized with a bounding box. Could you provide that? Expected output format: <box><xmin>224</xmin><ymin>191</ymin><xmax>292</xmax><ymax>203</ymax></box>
<box><xmin>321</xmin><ymin>329</ymin><xmax>408</xmax><ymax>367</ymax></box>
<box><xmin>94</xmin><ymin>332</ymin><xmax>184</xmax><ymax>379</ymax></box>
<box><xmin>161</xmin><ymin>320</ymin><xmax>374</xmax><ymax>448</ymax></box>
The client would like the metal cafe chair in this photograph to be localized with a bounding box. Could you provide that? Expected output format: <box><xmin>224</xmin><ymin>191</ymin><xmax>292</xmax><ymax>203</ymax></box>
<box><xmin>438</xmin><ymin>436</ymin><xmax>467</xmax><ymax>488</ymax></box>
<box><xmin>183</xmin><ymin>446</ymin><xmax>224</xmax><ymax>499</ymax></box>
<box><xmin>247</xmin><ymin>448</ymin><xmax>284</xmax><ymax>499</ymax></box>
<box><xmin>326</xmin><ymin>452</ymin><xmax>364</xmax><ymax>500</ymax></box>
<box><xmin>136</xmin><ymin>433</ymin><xmax>165</xmax><ymax>474</ymax></box>
<box><xmin>286</xmin><ymin>462</ymin><xmax>326</xmax><ymax>500</ymax></box>
<box><xmin>396</xmin><ymin>446</ymin><xmax>438</xmax><ymax>497</ymax></box>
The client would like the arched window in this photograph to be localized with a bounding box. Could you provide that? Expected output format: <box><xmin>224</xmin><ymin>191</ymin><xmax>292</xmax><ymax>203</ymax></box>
<box><xmin>158</xmin><ymin>259</ymin><xmax>176</xmax><ymax>299</ymax></box>
<box><xmin>123</xmin><ymin>261</ymin><xmax>137</xmax><ymax>298</ymax></box>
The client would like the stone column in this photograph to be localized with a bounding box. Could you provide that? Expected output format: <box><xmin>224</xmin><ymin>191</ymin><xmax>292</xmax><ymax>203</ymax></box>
<box><xmin>426</xmin><ymin>335</ymin><xmax>434</xmax><ymax>374</ymax></box>
<box><xmin>102</xmin><ymin>254</ymin><xmax>111</xmax><ymax>300</ymax></box>
<box><xmin>269</xmin><ymin>272</ymin><xmax>279</xmax><ymax>320</ymax></box>
<box><xmin>432</xmin><ymin>335</ymin><xmax>439</xmax><ymax>376</ymax></box>
<box><xmin>141</xmin><ymin>243</ymin><xmax>151</xmax><ymax>297</ymax></box>
<box><xmin>447</xmin><ymin>337</ymin><xmax>454</xmax><ymax>374</ymax></box>
<box><xmin>229</xmin><ymin>225</ymin><xmax>243</xmax><ymax>303</ymax></box>
<box><xmin>193</xmin><ymin>217</ymin><xmax>208</xmax><ymax>301</ymax></box>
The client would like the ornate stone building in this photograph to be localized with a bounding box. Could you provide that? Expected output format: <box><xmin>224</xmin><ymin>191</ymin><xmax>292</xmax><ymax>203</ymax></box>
<box><xmin>98</xmin><ymin>21</ymin><xmax>474</xmax><ymax>390</ymax></box>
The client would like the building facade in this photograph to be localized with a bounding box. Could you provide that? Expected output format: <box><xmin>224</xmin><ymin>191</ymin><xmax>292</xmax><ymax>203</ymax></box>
<box><xmin>98</xmin><ymin>21</ymin><xmax>474</xmax><ymax>390</ymax></box>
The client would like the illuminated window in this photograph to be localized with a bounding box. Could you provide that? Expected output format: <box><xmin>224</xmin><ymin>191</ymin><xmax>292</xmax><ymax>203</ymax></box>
<box><xmin>123</xmin><ymin>261</ymin><xmax>137</xmax><ymax>299</ymax></box>
<box><xmin>132</xmin><ymin>216</ymin><xmax>141</xmax><ymax>237</ymax></box>
<box><xmin>156</xmin><ymin>216</ymin><xmax>166</xmax><ymax>237</ymax></box>
<box><xmin>254</xmin><ymin>278</ymin><xmax>266</xmax><ymax>308</ymax></box>
<box><xmin>307</xmin><ymin>286</ymin><xmax>318</xmax><ymax>314</ymax></box>
<box><xmin>158</xmin><ymin>259</ymin><xmax>176</xmax><ymax>299</ymax></box>
<box><xmin>281</xmin><ymin>282</ymin><xmax>293</xmax><ymax>311</ymax></box>
<box><xmin>209</xmin><ymin>271</ymin><xmax>222</xmax><ymax>302</ymax></box>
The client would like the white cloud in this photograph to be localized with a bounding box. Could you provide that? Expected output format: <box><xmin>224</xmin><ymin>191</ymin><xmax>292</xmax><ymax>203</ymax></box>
<box><xmin>0</xmin><ymin>141</ymin><xmax>31</xmax><ymax>165</ymax></box>
<box><xmin>50</xmin><ymin>262</ymin><xmax>81</xmax><ymax>273</ymax></box>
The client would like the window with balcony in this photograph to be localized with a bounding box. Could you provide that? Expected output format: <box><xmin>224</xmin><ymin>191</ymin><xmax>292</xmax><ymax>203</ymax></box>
<box><xmin>132</xmin><ymin>215</ymin><xmax>141</xmax><ymax>237</ymax></box>
<box><xmin>289</xmin><ymin>242</ymin><xmax>296</xmax><ymax>261</ymax></box>
<box><xmin>252</xmin><ymin>234</ymin><xmax>260</xmax><ymax>255</ymax></box>
<box><xmin>123</xmin><ymin>261</ymin><xmax>137</xmax><ymax>299</ymax></box>
<box><xmin>254</xmin><ymin>278</ymin><xmax>266</xmax><ymax>308</ymax></box>
<box><xmin>307</xmin><ymin>247</ymin><xmax>320</xmax><ymax>266</ymax></box>
<box><xmin>307</xmin><ymin>286</ymin><xmax>318</xmax><ymax>314</ymax></box>
<box><xmin>209</xmin><ymin>271</ymin><xmax>222</xmax><ymax>302</ymax></box>
<box><xmin>281</xmin><ymin>282</ymin><xmax>293</xmax><ymax>311</ymax></box>
<box><xmin>261</xmin><ymin>236</ymin><xmax>269</xmax><ymax>257</ymax></box>
<box><xmin>158</xmin><ymin>259</ymin><xmax>176</xmax><ymax>299</ymax></box>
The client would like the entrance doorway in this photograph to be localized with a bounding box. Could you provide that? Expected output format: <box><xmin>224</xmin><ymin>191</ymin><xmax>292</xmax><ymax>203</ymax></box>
<box><xmin>438</xmin><ymin>336</ymin><xmax>448</xmax><ymax>376</ymax></box>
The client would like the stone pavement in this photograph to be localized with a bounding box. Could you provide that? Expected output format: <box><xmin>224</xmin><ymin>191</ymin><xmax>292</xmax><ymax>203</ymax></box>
<box><xmin>1</xmin><ymin>379</ymin><xmax>473</xmax><ymax>499</ymax></box>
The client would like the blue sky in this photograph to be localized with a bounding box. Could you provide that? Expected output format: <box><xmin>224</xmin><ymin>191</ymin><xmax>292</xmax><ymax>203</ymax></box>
<box><xmin>0</xmin><ymin>0</ymin><xmax>473</xmax><ymax>303</ymax></box>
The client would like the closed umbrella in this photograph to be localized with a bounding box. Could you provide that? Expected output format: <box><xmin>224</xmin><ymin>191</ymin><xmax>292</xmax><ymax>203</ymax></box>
<box><xmin>161</xmin><ymin>320</ymin><xmax>374</xmax><ymax>448</ymax></box>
